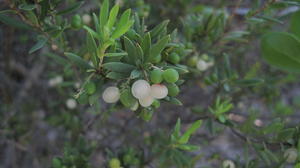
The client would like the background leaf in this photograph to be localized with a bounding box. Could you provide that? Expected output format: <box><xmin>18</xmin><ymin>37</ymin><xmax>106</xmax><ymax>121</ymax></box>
<box><xmin>261</xmin><ymin>32</ymin><xmax>300</xmax><ymax>72</ymax></box>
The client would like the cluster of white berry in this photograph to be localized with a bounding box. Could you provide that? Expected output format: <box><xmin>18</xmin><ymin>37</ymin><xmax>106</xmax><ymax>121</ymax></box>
<box><xmin>102</xmin><ymin>80</ymin><xmax>169</xmax><ymax>108</ymax></box>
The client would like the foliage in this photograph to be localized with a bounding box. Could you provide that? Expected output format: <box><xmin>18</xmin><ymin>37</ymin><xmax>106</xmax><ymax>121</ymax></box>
<box><xmin>1</xmin><ymin>0</ymin><xmax>300</xmax><ymax>167</ymax></box>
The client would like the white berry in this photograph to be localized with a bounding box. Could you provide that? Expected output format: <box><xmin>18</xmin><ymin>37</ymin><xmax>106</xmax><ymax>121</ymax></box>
<box><xmin>284</xmin><ymin>148</ymin><xmax>298</xmax><ymax>163</ymax></box>
<box><xmin>150</xmin><ymin>84</ymin><xmax>168</xmax><ymax>99</ymax></box>
<box><xmin>102</xmin><ymin>86</ymin><xmax>120</xmax><ymax>103</ymax></box>
<box><xmin>222</xmin><ymin>160</ymin><xmax>235</xmax><ymax>168</ymax></box>
<box><xmin>196</xmin><ymin>59</ymin><xmax>208</xmax><ymax>71</ymax></box>
<box><xmin>66</xmin><ymin>98</ymin><xmax>77</xmax><ymax>109</ymax></box>
<box><xmin>48</xmin><ymin>76</ymin><xmax>63</xmax><ymax>87</ymax></box>
<box><xmin>138</xmin><ymin>95</ymin><xmax>154</xmax><ymax>107</ymax></box>
<box><xmin>131</xmin><ymin>80</ymin><xmax>151</xmax><ymax>99</ymax></box>
<box><xmin>82</xmin><ymin>14</ymin><xmax>91</xmax><ymax>25</ymax></box>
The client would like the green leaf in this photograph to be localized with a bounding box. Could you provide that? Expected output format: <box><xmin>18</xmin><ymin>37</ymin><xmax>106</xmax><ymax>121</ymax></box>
<box><xmin>164</xmin><ymin>65</ymin><xmax>189</xmax><ymax>74</ymax></box>
<box><xmin>106</xmin><ymin>5</ymin><xmax>119</xmax><ymax>30</ymax></box>
<box><xmin>99</xmin><ymin>0</ymin><xmax>109</xmax><ymax>28</ymax></box>
<box><xmin>57</xmin><ymin>1</ymin><xmax>84</xmax><ymax>15</ymax></box>
<box><xmin>124</xmin><ymin>36</ymin><xmax>139</xmax><ymax>65</ymax></box>
<box><xmin>234</xmin><ymin>78</ymin><xmax>264</xmax><ymax>86</ymax></box>
<box><xmin>18</xmin><ymin>4</ymin><xmax>36</xmax><ymax>11</ymax></box>
<box><xmin>150</xmin><ymin>20</ymin><xmax>169</xmax><ymax>40</ymax></box>
<box><xmin>130</xmin><ymin>69</ymin><xmax>142</xmax><ymax>79</ymax></box>
<box><xmin>111</xmin><ymin>9</ymin><xmax>133</xmax><ymax>39</ymax></box>
<box><xmin>45</xmin><ymin>53</ymin><xmax>68</xmax><ymax>65</ymax></box>
<box><xmin>148</xmin><ymin>35</ymin><xmax>170</xmax><ymax>62</ymax></box>
<box><xmin>106</xmin><ymin>72</ymin><xmax>128</xmax><ymax>79</ymax></box>
<box><xmin>290</xmin><ymin>10</ymin><xmax>300</xmax><ymax>39</ymax></box>
<box><xmin>0</xmin><ymin>14</ymin><xmax>31</xmax><ymax>30</ymax></box>
<box><xmin>277</xmin><ymin>128</ymin><xmax>295</xmax><ymax>141</ymax></box>
<box><xmin>120</xmin><ymin>89</ymin><xmax>137</xmax><ymax>107</ymax></box>
<box><xmin>178</xmin><ymin>120</ymin><xmax>202</xmax><ymax>144</ymax></box>
<box><xmin>141</xmin><ymin>32</ymin><xmax>151</xmax><ymax>61</ymax></box>
<box><xmin>29</xmin><ymin>36</ymin><xmax>47</xmax><ymax>54</ymax></box>
<box><xmin>83</xmin><ymin>25</ymin><xmax>99</xmax><ymax>39</ymax></box>
<box><xmin>177</xmin><ymin>144</ymin><xmax>200</xmax><ymax>151</ymax></box>
<box><xmin>173</xmin><ymin>118</ymin><xmax>181</xmax><ymax>138</ymax></box>
<box><xmin>64</xmin><ymin>52</ymin><xmax>93</xmax><ymax>70</ymax></box>
<box><xmin>105</xmin><ymin>52</ymin><xmax>128</xmax><ymax>57</ymax></box>
<box><xmin>86</xmin><ymin>32</ymin><xmax>98</xmax><ymax>66</ymax></box>
<box><xmin>102</xmin><ymin>62</ymin><xmax>135</xmax><ymax>73</ymax></box>
<box><xmin>261</xmin><ymin>32</ymin><xmax>300</xmax><ymax>73</ymax></box>
<box><xmin>169</xmin><ymin>97</ymin><xmax>183</xmax><ymax>106</ymax></box>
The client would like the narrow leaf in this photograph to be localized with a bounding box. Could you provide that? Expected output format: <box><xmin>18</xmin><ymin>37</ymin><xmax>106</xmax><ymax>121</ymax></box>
<box><xmin>29</xmin><ymin>36</ymin><xmax>47</xmax><ymax>54</ymax></box>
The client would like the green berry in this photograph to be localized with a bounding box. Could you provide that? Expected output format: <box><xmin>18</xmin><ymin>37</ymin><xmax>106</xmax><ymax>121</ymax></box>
<box><xmin>109</xmin><ymin>158</ymin><xmax>121</xmax><ymax>168</ymax></box>
<box><xmin>163</xmin><ymin>68</ymin><xmax>179</xmax><ymax>83</ymax></box>
<box><xmin>123</xmin><ymin>154</ymin><xmax>132</xmax><ymax>165</ymax></box>
<box><xmin>152</xmin><ymin>99</ymin><xmax>160</xmax><ymax>108</ymax></box>
<box><xmin>167</xmin><ymin>83</ymin><xmax>179</xmax><ymax>97</ymax></box>
<box><xmin>150</xmin><ymin>69</ymin><xmax>163</xmax><ymax>84</ymax></box>
<box><xmin>150</xmin><ymin>54</ymin><xmax>161</xmax><ymax>63</ymax></box>
<box><xmin>187</xmin><ymin>56</ymin><xmax>198</xmax><ymax>67</ymax></box>
<box><xmin>168</xmin><ymin>53</ymin><xmax>180</xmax><ymax>64</ymax></box>
<box><xmin>71</xmin><ymin>14</ymin><xmax>82</xmax><ymax>29</ymax></box>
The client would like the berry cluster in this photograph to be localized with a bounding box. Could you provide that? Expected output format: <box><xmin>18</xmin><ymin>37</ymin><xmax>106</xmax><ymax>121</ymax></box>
<box><xmin>102</xmin><ymin>68</ymin><xmax>180</xmax><ymax>109</ymax></box>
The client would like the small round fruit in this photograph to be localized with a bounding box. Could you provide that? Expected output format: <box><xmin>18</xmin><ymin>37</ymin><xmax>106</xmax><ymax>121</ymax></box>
<box><xmin>168</xmin><ymin>53</ymin><xmax>180</xmax><ymax>64</ymax></box>
<box><xmin>167</xmin><ymin>83</ymin><xmax>179</xmax><ymax>97</ymax></box>
<box><xmin>66</xmin><ymin>98</ymin><xmax>77</xmax><ymax>109</ymax></box>
<box><xmin>152</xmin><ymin>99</ymin><xmax>160</xmax><ymax>108</ymax></box>
<box><xmin>163</xmin><ymin>68</ymin><xmax>179</xmax><ymax>83</ymax></box>
<box><xmin>187</xmin><ymin>56</ymin><xmax>198</xmax><ymax>67</ymax></box>
<box><xmin>82</xmin><ymin>14</ymin><xmax>91</xmax><ymax>25</ymax></box>
<box><xmin>150</xmin><ymin>54</ymin><xmax>161</xmax><ymax>63</ymax></box>
<box><xmin>284</xmin><ymin>148</ymin><xmax>298</xmax><ymax>163</ymax></box>
<box><xmin>123</xmin><ymin>154</ymin><xmax>132</xmax><ymax>165</ymax></box>
<box><xmin>150</xmin><ymin>69</ymin><xmax>163</xmax><ymax>84</ymax></box>
<box><xmin>222</xmin><ymin>160</ymin><xmax>235</xmax><ymax>168</ymax></box>
<box><xmin>131</xmin><ymin>80</ymin><xmax>151</xmax><ymax>99</ymax></box>
<box><xmin>109</xmin><ymin>158</ymin><xmax>121</xmax><ymax>168</ymax></box>
<box><xmin>138</xmin><ymin>95</ymin><xmax>154</xmax><ymax>107</ymax></box>
<box><xmin>150</xmin><ymin>84</ymin><xmax>168</xmax><ymax>99</ymax></box>
<box><xmin>102</xmin><ymin>86</ymin><xmax>120</xmax><ymax>103</ymax></box>
<box><xmin>71</xmin><ymin>14</ymin><xmax>82</xmax><ymax>29</ymax></box>
<box><xmin>196</xmin><ymin>59</ymin><xmax>208</xmax><ymax>71</ymax></box>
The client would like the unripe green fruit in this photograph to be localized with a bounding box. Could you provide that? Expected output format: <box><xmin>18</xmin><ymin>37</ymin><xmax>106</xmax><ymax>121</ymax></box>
<box><xmin>163</xmin><ymin>68</ymin><xmax>179</xmax><ymax>83</ymax></box>
<box><xmin>71</xmin><ymin>14</ymin><xmax>82</xmax><ymax>29</ymax></box>
<box><xmin>109</xmin><ymin>158</ymin><xmax>121</xmax><ymax>168</ymax></box>
<box><xmin>168</xmin><ymin>53</ymin><xmax>180</xmax><ymax>64</ymax></box>
<box><xmin>123</xmin><ymin>154</ymin><xmax>132</xmax><ymax>165</ymax></box>
<box><xmin>150</xmin><ymin>69</ymin><xmax>163</xmax><ymax>84</ymax></box>
<box><xmin>152</xmin><ymin>99</ymin><xmax>160</xmax><ymax>108</ymax></box>
<box><xmin>150</xmin><ymin>54</ymin><xmax>161</xmax><ymax>63</ymax></box>
<box><xmin>167</xmin><ymin>83</ymin><xmax>179</xmax><ymax>97</ymax></box>
<box><xmin>187</xmin><ymin>56</ymin><xmax>198</xmax><ymax>67</ymax></box>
